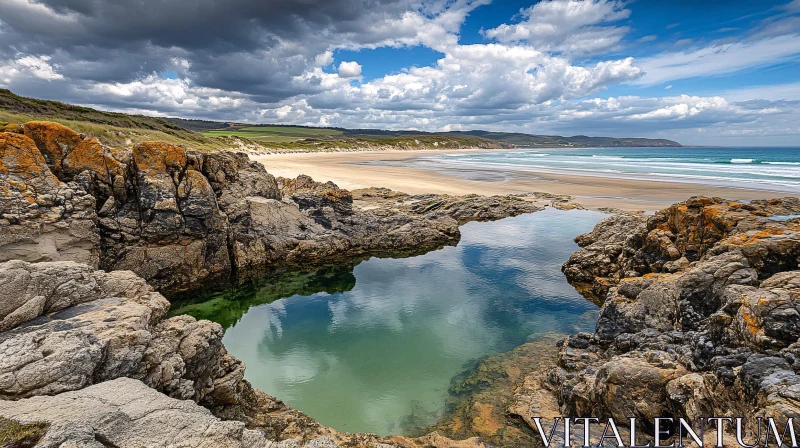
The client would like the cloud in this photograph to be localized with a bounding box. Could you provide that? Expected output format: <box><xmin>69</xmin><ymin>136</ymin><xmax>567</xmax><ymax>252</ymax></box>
<box><xmin>338</xmin><ymin>61</ymin><xmax>363</xmax><ymax>78</ymax></box>
<box><xmin>0</xmin><ymin>55</ymin><xmax>63</xmax><ymax>83</ymax></box>
<box><xmin>483</xmin><ymin>0</ymin><xmax>631</xmax><ymax>55</ymax></box>
<box><xmin>637</xmin><ymin>35</ymin><xmax>657</xmax><ymax>43</ymax></box>
<box><xmin>635</xmin><ymin>34</ymin><xmax>800</xmax><ymax>85</ymax></box>
<box><xmin>665</xmin><ymin>85</ymin><xmax>672</xmax><ymax>90</ymax></box>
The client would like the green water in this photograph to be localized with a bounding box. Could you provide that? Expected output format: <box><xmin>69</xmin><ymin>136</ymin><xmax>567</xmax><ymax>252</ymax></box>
<box><xmin>170</xmin><ymin>209</ymin><xmax>604</xmax><ymax>436</ymax></box>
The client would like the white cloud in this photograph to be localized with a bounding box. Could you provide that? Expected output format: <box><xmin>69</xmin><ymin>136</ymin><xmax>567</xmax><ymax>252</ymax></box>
<box><xmin>483</xmin><ymin>0</ymin><xmax>631</xmax><ymax>55</ymax></box>
<box><xmin>665</xmin><ymin>85</ymin><xmax>672</xmax><ymax>89</ymax></box>
<box><xmin>717</xmin><ymin>81</ymin><xmax>800</xmax><ymax>102</ymax></box>
<box><xmin>338</xmin><ymin>61</ymin><xmax>363</xmax><ymax>78</ymax></box>
<box><xmin>635</xmin><ymin>34</ymin><xmax>800</xmax><ymax>85</ymax></box>
<box><xmin>0</xmin><ymin>54</ymin><xmax>63</xmax><ymax>82</ymax></box>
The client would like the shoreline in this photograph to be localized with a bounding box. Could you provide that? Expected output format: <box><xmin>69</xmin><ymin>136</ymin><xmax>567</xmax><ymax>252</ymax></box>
<box><xmin>251</xmin><ymin>148</ymin><xmax>792</xmax><ymax>211</ymax></box>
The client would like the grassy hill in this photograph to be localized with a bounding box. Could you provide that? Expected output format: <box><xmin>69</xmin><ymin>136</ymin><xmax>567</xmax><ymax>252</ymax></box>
<box><xmin>1</xmin><ymin>90</ymin><xmax>681</xmax><ymax>151</ymax></box>
<box><xmin>0</xmin><ymin>89</ymin><xmax>230</xmax><ymax>150</ymax></box>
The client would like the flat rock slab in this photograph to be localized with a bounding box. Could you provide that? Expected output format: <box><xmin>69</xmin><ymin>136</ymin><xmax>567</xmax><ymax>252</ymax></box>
<box><xmin>0</xmin><ymin>377</ymin><xmax>338</xmax><ymax>448</ymax></box>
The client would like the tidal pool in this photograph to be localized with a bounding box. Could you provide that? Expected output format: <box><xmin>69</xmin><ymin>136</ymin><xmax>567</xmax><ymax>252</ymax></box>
<box><xmin>170</xmin><ymin>208</ymin><xmax>605</xmax><ymax>436</ymax></box>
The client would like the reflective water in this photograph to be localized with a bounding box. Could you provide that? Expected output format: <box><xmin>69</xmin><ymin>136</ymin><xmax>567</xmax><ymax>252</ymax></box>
<box><xmin>170</xmin><ymin>209</ymin><xmax>605</xmax><ymax>436</ymax></box>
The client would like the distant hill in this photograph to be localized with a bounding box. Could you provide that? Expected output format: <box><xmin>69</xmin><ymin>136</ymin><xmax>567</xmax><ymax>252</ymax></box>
<box><xmin>163</xmin><ymin>117</ymin><xmax>235</xmax><ymax>132</ymax></box>
<box><xmin>447</xmin><ymin>130</ymin><xmax>681</xmax><ymax>148</ymax></box>
<box><xmin>343</xmin><ymin>128</ymin><xmax>681</xmax><ymax>147</ymax></box>
<box><xmin>1</xmin><ymin>90</ymin><xmax>681</xmax><ymax>150</ymax></box>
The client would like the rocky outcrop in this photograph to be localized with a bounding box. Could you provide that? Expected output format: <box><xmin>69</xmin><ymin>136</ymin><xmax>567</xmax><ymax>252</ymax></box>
<box><xmin>2</xmin><ymin>122</ymin><xmax>548</xmax><ymax>293</ymax></box>
<box><xmin>563</xmin><ymin>197</ymin><xmax>800</xmax><ymax>302</ymax></box>
<box><xmin>0</xmin><ymin>260</ymin><xmax>245</xmax><ymax>404</ymax></box>
<box><xmin>350</xmin><ymin>187</ymin><xmax>544</xmax><ymax>225</ymax></box>
<box><xmin>553</xmin><ymin>197</ymin><xmax>800</xmax><ymax>435</ymax></box>
<box><xmin>0</xmin><ymin>377</ymin><xmax>337</xmax><ymax>448</ymax></box>
<box><xmin>0</xmin><ymin>130</ymin><xmax>99</xmax><ymax>267</ymax></box>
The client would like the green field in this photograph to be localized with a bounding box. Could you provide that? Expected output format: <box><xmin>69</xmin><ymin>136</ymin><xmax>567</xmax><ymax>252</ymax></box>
<box><xmin>201</xmin><ymin>125</ymin><xmax>343</xmax><ymax>142</ymax></box>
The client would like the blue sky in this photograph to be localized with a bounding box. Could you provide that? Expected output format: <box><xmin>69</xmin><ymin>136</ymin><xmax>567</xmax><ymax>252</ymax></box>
<box><xmin>1</xmin><ymin>0</ymin><xmax>799</xmax><ymax>145</ymax></box>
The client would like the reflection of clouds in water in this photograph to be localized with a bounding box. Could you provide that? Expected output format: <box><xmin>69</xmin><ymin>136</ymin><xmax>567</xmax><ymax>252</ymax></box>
<box><xmin>260</xmin><ymin>299</ymin><xmax>288</xmax><ymax>341</ymax></box>
<box><xmin>325</xmin><ymin>252</ymin><xmax>504</xmax><ymax>360</ymax></box>
<box><xmin>222</xmin><ymin>209</ymin><xmax>604</xmax><ymax>435</ymax></box>
<box><xmin>270</xmin><ymin>347</ymin><xmax>337</xmax><ymax>385</ymax></box>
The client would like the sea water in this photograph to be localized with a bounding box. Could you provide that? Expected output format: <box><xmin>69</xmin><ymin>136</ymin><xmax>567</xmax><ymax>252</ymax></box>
<box><xmin>407</xmin><ymin>147</ymin><xmax>800</xmax><ymax>192</ymax></box>
<box><xmin>169</xmin><ymin>209</ymin><xmax>604</xmax><ymax>436</ymax></box>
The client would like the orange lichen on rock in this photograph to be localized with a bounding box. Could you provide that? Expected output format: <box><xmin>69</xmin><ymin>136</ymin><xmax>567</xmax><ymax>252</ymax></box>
<box><xmin>63</xmin><ymin>137</ymin><xmax>125</xmax><ymax>183</ymax></box>
<box><xmin>22</xmin><ymin>121</ymin><xmax>82</xmax><ymax>172</ymax></box>
<box><xmin>0</xmin><ymin>132</ymin><xmax>60</xmax><ymax>187</ymax></box>
<box><xmin>133</xmin><ymin>141</ymin><xmax>189</xmax><ymax>175</ymax></box>
<box><xmin>738</xmin><ymin>303</ymin><xmax>765</xmax><ymax>342</ymax></box>
<box><xmin>321</xmin><ymin>188</ymin><xmax>350</xmax><ymax>203</ymax></box>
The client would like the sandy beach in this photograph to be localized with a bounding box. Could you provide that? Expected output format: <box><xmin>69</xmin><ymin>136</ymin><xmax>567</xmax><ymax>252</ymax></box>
<box><xmin>251</xmin><ymin>148</ymin><xmax>794</xmax><ymax>211</ymax></box>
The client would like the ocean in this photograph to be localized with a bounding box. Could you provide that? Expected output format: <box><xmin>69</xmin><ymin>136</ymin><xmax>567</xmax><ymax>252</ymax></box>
<box><xmin>409</xmin><ymin>147</ymin><xmax>800</xmax><ymax>193</ymax></box>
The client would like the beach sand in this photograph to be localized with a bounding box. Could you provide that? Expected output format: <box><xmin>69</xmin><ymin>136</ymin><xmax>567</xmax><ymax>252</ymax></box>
<box><xmin>251</xmin><ymin>149</ymin><xmax>793</xmax><ymax>211</ymax></box>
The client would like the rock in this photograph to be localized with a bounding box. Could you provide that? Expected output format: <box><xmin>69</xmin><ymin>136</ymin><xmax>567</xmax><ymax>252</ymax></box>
<box><xmin>101</xmin><ymin>141</ymin><xmax>232</xmax><ymax>291</ymax></box>
<box><xmin>562</xmin><ymin>211</ymin><xmax>648</xmax><ymax>302</ymax></box>
<box><xmin>0</xmin><ymin>377</ymin><xmax>335</xmax><ymax>448</ymax></box>
<box><xmin>9</xmin><ymin>121</ymin><xmax>549</xmax><ymax>293</ymax></box>
<box><xmin>591</xmin><ymin>352</ymin><xmax>688</xmax><ymax>424</ymax></box>
<box><xmin>0</xmin><ymin>260</ymin><xmax>247</xmax><ymax>405</ymax></box>
<box><xmin>554</xmin><ymin>196</ymin><xmax>800</xmax><ymax>435</ymax></box>
<box><xmin>563</xmin><ymin>197</ymin><xmax>800</xmax><ymax>303</ymax></box>
<box><xmin>0</xmin><ymin>131</ymin><xmax>99</xmax><ymax>267</ymax></box>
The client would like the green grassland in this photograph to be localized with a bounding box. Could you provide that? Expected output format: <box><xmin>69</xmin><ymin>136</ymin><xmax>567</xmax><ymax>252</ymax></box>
<box><xmin>201</xmin><ymin>125</ymin><xmax>344</xmax><ymax>142</ymax></box>
<box><xmin>0</xmin><ymin>108</ymin><xmax>234</xmax><ymax>151</ymax></box>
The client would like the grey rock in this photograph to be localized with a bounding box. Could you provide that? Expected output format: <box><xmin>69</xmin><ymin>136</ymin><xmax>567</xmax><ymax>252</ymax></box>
<box><xmin>0</xmin><ymin>377</ymin><xmax>335</xmax><ymax>448</ymax></box>
<box><xmin>555</xmin><ymin>196</ymin><xmax>800</xmax><ymax>435</ymax></box>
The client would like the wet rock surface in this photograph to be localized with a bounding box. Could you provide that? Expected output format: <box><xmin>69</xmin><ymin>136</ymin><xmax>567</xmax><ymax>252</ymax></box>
<box><xmin>555</xmin><ymin>197</ymin><xmax>800</xmax><ymax>435</ymax></box>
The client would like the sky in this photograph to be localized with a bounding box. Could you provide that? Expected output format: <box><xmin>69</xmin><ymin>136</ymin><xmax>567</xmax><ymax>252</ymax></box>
<box><xmin>1</xmin><ymin>0</ymin><xmax>799</xmax><ymax>145</ymax></box>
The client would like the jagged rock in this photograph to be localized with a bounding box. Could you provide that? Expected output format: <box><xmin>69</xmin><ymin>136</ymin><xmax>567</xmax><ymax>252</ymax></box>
<box><xmin>563</xmin><ymin>197</ymin><xmax>800</xmax><ymax>302</ymax></box>
<box><xmin>0</xmin><ymin>131</ymin><xmax>99</xmax><ymax>267</ymax></box>
<box><xmin>0</xmin><ymin>377</ymin><xmax>337</xmax><ymax>448</ymax></box>
<box><xmin>101</xmin><ymin>141</ymin><xmax>232</xmax><ymax>290</ymax></box>
<box><xmin>562</xmin><ymin>211</ymin><xmax>648</xmax><ymax>302</ymax></box>
<box><xmin>6</xmin><ymin>121</ymin><xmax>547</xmax><ymax>293</ymax></box>
<box><xmin>0</xmin><ymin>260</ymin><xmax>246</xmax><ymax>405</ymax></box>
<box><xmin>553</xmin><ymin>196</ymin><xmax>800</xmax><ymax>435</ymax></box>
<box><xmin>23</xmin><ymin>121</ymin><xmax>126</xmax><ymax>186</ymax></box>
